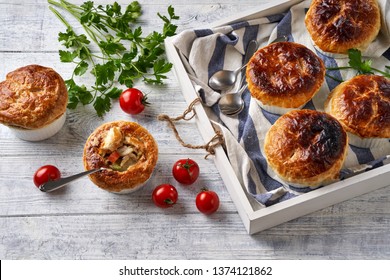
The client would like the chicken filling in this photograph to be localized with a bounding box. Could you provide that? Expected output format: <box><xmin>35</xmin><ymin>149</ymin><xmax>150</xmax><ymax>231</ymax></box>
<box><xmin>99</xmin><ymin>127</ymin><xmax>142</xmax><ymax>171</ymax></box>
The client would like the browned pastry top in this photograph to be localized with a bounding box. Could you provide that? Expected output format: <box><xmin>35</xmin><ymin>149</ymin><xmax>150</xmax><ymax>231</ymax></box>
<box><xmin>246</xmin><ymin>42</ymin><xmax>325</xmax><ymax>108</ymax></box>
<box><xmin>325</xmin><ymin>75</ymin><xmax>390</xmax><ymax>138</ymax></box>
<box><xmin>83</xmin><ymin>121</ymin><xmax>158</xmax><ymax>193</ymax></box>
<box><xmin>264</xmin><ymin>109</ymin><xmax>348</xmax><ymax>186</ymax></box>
<box><xmin>305</xmin><ymin>0</ymin><xmax>381</xmax><ymax>54</ymax></box>
<box><xmin>0</xmin><ymin>64</ymin><xmax>68</xmax><ymax>129</ymax></box>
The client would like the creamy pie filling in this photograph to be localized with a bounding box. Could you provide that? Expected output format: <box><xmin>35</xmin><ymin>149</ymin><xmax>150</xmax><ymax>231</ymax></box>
<box><xmin>99</xmin><ymin>127</ymin><xmax>143</xmax><ymax>171</ymax></box>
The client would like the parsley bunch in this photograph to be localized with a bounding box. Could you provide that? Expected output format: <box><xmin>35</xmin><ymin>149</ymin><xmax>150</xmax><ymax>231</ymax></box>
<box><xmin>48</xmin><ymin>0</ymin><xmax>179</xmax><ymax>116</ymax></box>
<box><xmin>326</xmin><ymin>49</ymin><xmax>390</xmax><ymax>82</ymax></box>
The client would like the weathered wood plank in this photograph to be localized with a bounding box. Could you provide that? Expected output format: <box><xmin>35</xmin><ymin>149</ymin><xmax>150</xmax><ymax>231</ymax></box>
<box><xmin>0</xmin><ymin>0</ymin><xmax>264</xmax><ymax>52</ymax></box>
<box><xmin>1</xmin><ymin>208</ymin><xmax>389</xmax><ymax>259</ymax></box>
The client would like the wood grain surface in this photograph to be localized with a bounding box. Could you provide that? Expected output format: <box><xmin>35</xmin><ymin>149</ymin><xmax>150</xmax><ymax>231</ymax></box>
<box><xmin>0</xmin><ymin>0</ymin><xmax>389</xmax><ymax>260</ymax></box>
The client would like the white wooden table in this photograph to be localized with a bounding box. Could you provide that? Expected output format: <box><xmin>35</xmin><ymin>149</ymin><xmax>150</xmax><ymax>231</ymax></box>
<box><xmin>0</xmin><ymin>0</ymin><xmax>389</xmax><ymax>260</ymax></box>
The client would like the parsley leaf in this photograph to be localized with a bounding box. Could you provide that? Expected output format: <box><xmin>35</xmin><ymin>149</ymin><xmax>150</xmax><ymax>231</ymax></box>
<box><xmin>65</xmin><ymin>79</ymin><xmax>93</xmax><ymax>108</ymax></box>
<box><xmin>348</xmin><ymin>49</ymin><xmax>373</xmax><ymax>74</ymax></box>
<box><xmin>93</xmin><ymin>61</ymin><xmax>117</xmax><ymax>86</ymax></box>
<box><xmin>59</xmin><ymin>50</ymin><xmax>77</xmax><ymax>62</ymax></box>
<box><xmin>93</xmin><ymin>95</ymin><xmax>112</xmax><ymax>116</ymax></box>
<box><xmin>48</xmin><ymin>0</ymin><xmax>179</xmax><ymax>116</ymax></box>
<box><xmin>73</xmin><ymin>61</ymin><xmax>89</xmax><ymax>76</ymax></box>
<box><xmin>326</xmin><ymin>49</ymin><xmax>390</xmax><ymax>82</ymax></box>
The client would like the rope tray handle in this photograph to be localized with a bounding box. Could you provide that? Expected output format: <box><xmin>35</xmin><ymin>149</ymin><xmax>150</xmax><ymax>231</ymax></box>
<box><xmin>157</xmin><ymin>98</ymin><xmax>224</xmax><ymax>158</ymax></box>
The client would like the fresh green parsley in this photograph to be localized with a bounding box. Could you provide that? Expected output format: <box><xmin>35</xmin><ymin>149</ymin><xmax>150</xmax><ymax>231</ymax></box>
<box><xmin>48</xmin><ymin>0</ymin><xmax>179</xmax><ymax>116</ymax></box>
<box><xmin>326</xmin><ymin>49</ymin><xmax>390</xmax><ymax>82</ymax></box>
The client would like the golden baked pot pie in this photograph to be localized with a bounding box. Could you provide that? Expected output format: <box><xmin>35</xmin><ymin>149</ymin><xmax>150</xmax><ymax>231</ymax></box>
<box><xmin>0</xmin><ymin>64</ymin><xmax>68</xmax><ymax>141</ymax></box>
<box><xmin>83</xmin><ymin>121</ymin><xmax>158</xmax><ymax>193</ymax></box>
<box><xmin>325</xmin><ymin>74</ymin><xmax>390</xmax><ymax>148</ymax></box>
<box><xmin>264</xmin><ymin>109</ymin><xmax>348</xmax><ymax>188</ymax></box>
<box><xmin>246</xmin><ymin>42</ymin><xmax>325</xmax><ymax>114</ymax></box>
<box><xmin>305</xmin><ymin>0</ymin><xmax>381</xmax><ymax>55</ymax></box>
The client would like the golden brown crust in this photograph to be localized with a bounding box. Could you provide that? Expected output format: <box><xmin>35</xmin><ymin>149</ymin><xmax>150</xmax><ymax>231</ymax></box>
<box><xmin>264</xmin><ymin>109</ymin><xmax>348</xmax><ymax>187</ymax></box>
<box><xmin>83</xmin><ymin>121</ymin><xmax>158</xmax><ymax>193</ymax></box>
<box><xmin>325</xmin><ymin>75</ymin><xmax>390</xmax><ymax>139</ymax></box>
<box><xmin>0</xmin><ymin>65</ymin><xmax>68</xmax><ymax>129</ymax></box>
<box><xmin>305</xmin><ymin>0</ymin><xmax>381</xmax><ymax>54</ymax></box>
<box><xmin>246</xmin><ymin>42</ymin><xmax>325</xmax><ymax>109</ymax></box>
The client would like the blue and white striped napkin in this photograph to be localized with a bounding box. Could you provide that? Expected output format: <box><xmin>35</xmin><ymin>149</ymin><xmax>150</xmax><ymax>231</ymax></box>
<box><xmin>172</xmin><ymin>0</ymin><xmax>390</xmax><ymax>207</ymax></box>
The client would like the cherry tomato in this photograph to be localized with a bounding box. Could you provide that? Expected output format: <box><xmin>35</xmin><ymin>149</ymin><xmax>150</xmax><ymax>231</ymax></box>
<box><xmin>33</xmin><ymin>165</ymin><xmax>61</xmax><ymax>187</ymax></box>
<box><xmin>195</xmin><ymin>189</ymin><xmax>219</xmax><ymax>215</ymax></box>
<box><xmin>152</xmin><ymin>184</ymin><xmax>178</xmax><ymax>208</ymax></box>
<box><xmin>172</xmin><ymin>158</ymin><xmax>200</xmax><ymax>185</ymax></box>
<box><xmin>119</xmin><ymin>88</ymin><xmax>149</xmax><ymax>115</ymax></box>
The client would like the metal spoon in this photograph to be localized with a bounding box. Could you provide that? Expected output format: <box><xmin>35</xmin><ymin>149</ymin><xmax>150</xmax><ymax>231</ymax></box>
<box><xmin>208</xmin><ymin>39</ymin><xmax>258</xmax><ymax>91</ymax></box>
<box><xmin>38</xmin><ymin>167</ymin><xmax>106</xmax><ymax>192</ymax></box>
<box><xmin>217</xmin><ymin>39</ymin><xmax>256</xmax><ymax>116</ymax></box>
<box><xmin>218</xmin><ymin>84</ymin><xmax>248</xmax><ymax>116</ymax></box>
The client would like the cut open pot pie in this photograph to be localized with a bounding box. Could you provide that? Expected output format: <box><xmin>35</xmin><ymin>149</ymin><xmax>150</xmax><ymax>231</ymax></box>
<box><xmin>83</xmin><ymin>121</ymin><xmax>158</xmax><ymax>193</ymax></box>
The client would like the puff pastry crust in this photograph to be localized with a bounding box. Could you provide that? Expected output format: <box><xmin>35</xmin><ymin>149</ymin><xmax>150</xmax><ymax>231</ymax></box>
<box><xmin>83</xmin><ymin>121</ymin><xmax>158</xmax><ymax>193</ymax></box>
<box><xmin>305</xmin><ymin>0</ymin><xmax>381</xmax><ymax>54</ymax></box>
<box><xmin>0</xmin><ymin>65</ymin><xmax>68</xmax><ymax>129</ymax></box>
<box><xmin>325</xmin><ymin>75</ymin><xmax>390</xmax><ymax>139</ymax></box>
<box><xmin>264</xmin><ymin>109</ymin><xmax>348</xmax><ymax>187</ymax></box>
<box><xmin>246</xmin><ymin>42</ymin><xmax>325</xmax><ymax>109</ymax></box>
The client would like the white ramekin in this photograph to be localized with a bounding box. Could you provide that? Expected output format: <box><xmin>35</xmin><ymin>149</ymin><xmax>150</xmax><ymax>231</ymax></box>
<box><xmin>8</xmin><ymin>112</ymin><xmax>66</xmax><ymax>141</ymax></box>
<box><xmin>347</xmin><ymin>132</ymin><xmax>389</xmax><ymax>149</ymax></box>
<box><xmin>310</xmin><ymin>39</ymin><xmax>349</xmax><ymax>59</ymax></box>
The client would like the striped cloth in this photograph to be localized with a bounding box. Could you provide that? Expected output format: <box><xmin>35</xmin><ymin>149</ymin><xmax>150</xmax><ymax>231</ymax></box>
<box><xmin>172</xmin><ymin>0</ymin><xmax>390</xmax><ymax>207</ymax></box>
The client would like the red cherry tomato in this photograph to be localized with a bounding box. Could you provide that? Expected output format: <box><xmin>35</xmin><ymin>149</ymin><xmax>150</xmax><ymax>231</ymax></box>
<box><xmin>195</xmin><ymin>189</ymin><xmax>220</xmax><ymax>215</ymax></box>
<box><xmin>152</xmin><ymin>184</ymin><xmax>178</xmax><ymax>208</ymax></box>
<box><xmin>33</xmin><ymin>165</ymin><xmax>61</xmax><ymax>187</ymax></box>
<box><xmin>172</xmin><ymin>158</ymin><xmax>200</xmax><ymax>185</ymax></box>
<box><xmin>119</xmin><ymin>88</ymin><xmax>149</xmax><ymax>115</ymax></box>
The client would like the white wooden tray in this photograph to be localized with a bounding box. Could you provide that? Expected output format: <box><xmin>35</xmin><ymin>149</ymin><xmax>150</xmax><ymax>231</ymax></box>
<box><xmin>164</xmin><ymin>0</ymin><xmax>390</xmax><ymax>234</ymax></box>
